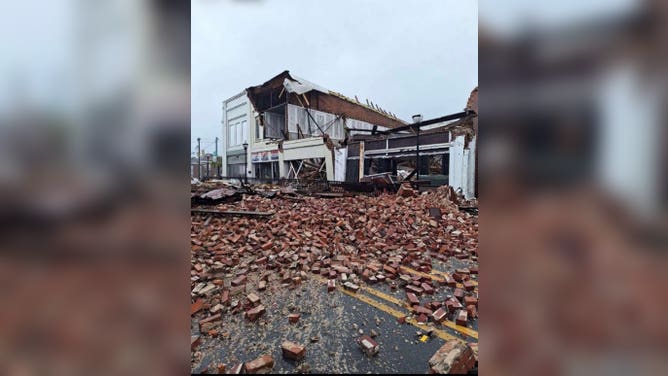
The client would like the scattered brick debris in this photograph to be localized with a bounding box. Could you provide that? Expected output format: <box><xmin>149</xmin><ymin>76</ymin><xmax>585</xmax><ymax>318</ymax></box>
<box><xmin>428</xmin><ymin>340</ymin><xmax>476</xmax><ymax>374</ymax></box>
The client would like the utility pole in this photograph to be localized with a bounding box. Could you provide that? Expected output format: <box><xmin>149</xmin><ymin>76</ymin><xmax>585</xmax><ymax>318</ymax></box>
<box><xmin>197</xmin><ymin>137</ymin><xmax>201</xmax><ymax>180</ymax></box>
<box><xmin>206</xmin><ymin>154</ymin><xmax>210</xmax><ymax>180</ymax></box>
<box><xmin>215</xmin><ymin>136</ymin><xmax>220</xmax><ymax>177</ymax></box>
<box><xmin>412</xmin><ymin>114</ymin><xmax>423</xmax><ymax>181</ymax></box>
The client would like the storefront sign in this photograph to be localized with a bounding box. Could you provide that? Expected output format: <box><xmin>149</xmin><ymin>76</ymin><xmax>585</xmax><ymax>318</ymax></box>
<box><xmin>251</xmin><ymin>150</ymin><xmax>279</xmax><ymax>163</ymax></box>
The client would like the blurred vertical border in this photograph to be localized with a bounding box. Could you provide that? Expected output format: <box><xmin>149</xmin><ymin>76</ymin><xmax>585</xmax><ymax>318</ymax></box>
<box><xmin>0</xmin><ymin>0</ymin><xmax>190</xmax><ymax>375</ymax></box>
<box><xmin>480</xmin><ymin>0</ymin><xmax>668</xmax><ymax>375</ymax></box>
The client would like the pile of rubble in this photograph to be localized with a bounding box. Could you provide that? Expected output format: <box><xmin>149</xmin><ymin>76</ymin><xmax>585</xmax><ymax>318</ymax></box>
<box><xmin>191</xmin><ymin>184</ymin><xmax>478</xmax><ymax>371</ymax></box>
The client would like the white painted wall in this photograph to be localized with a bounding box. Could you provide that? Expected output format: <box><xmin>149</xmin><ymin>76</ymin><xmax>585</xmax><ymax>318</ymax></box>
<box><xmin>449</xmin><ymin>134</ymin><xmax>476</xmax><ymax>199</ymax></box>
<box><xmin>221</xmin><ymin>91</ymin><xmax>255</xmax><ymax>177</ymax></box>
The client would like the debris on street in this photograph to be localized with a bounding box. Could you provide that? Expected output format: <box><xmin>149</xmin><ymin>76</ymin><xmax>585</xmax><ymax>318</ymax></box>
<box><xmin>191</xmin><ymin>183</ymin><xmax>478</xmax><ymax>373</ymax></box>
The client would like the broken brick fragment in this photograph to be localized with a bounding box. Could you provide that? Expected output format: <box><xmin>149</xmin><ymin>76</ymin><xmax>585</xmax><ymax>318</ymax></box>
<box><xmin>428</xmin><ymin>340</ymin><xmax>476</xmax><ymax>374</ymax></box>
<box><xmin>245</xmin><ymin>305</ymin><xmax>266</xmax><ymax>322</ymax></box>
<box><xmin>231</xmin><ymin>275</ymin><xmax>247</xmax><ymax>287</ymax></box>
<box><xmin>191</xmin><ymin>299</ymin><xmax>204</xmax><ymax>315</ymax></box>
<box><xmin>247</xmin><ymin>292</ymin><xmax>260</xmax><ymax>306</ymax></box>
<box><xmin>407</xmin><ymin>292</ymin><xmax>420</xmax><ymax>305</ymax></box>
<box><xmin>466</xmin><ymin>305</ymin><xmax>477</xmax><ymax>318</ymax></box>
<box><xmin>343</xmin><ymin>282</ymin><xmax>359</xmax><ymax>292</ymax></box>
<box><xmin>463</xmin><ymin>280</ymin><xmax>475</xmax><ymax>291</ymax></box>
<box><xmin>191</xmin><ymin>335</ymin><xmax>201</xmax><ymax>350</ymax></box>
<box><xmin>288</xmin><ymin>313</ymin><xmax>300</xmax><ymax>324</ymax></box>
<box><xmin>463</xmin><ymin>296</ymin><xmax>478</xmax><ymax>307</ymax></box>
<box><xmin>421</xmin><ymin>282</ymin><xmax>434</xmax><ymax>295</ymax></box>
<box><xmin>456</xmin><ymin>310</ymin><xmax>468</xmax><ymax>326</ymax></box>
<box><xmin>432</xmin><ymin>307</ymin><xmax>448</xmax><ymax>323</ymax></box>
<box><xmin>281</xmin><ymin>341</ymin><xmax>306</xmax><ymax>361</ymax></box>
<box><xmin>358</xmin><ymin>335</ymin><xmax>379</xmax><ymax>357</ymax></box>
<box><xmin>406</xmin><ymin>285</ymin><xmax>424</xmax><ymax>295</ymax></box>
<box><xmin>245</xmin><ymin>354</ymin><xmax>274</xmax><ymax>374</ymax></box>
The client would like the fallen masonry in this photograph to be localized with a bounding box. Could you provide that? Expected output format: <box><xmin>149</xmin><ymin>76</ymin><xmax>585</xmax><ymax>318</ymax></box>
<box><xmin>358</xmin><ymin>335</ymin><xmax>380</xmax><ymax>357</ymax></box>
<box><xmin>245</xmin><ymin>354</ymin><xmax>274</xmax><ymax>374</ymax></box>
<box><xmin>191</xmin><ymin>184</ymin><xmax>478</xmax><ymax>372</ymax></box>
<box><xmin>281</xmin><ymin>341</ymin><xmax>306</xmax><ymax>361</ymax></box>
<box><xmin>428</xmin><ymin>340</ymin><xmax>476</xmax><ymax>374</ymax></box>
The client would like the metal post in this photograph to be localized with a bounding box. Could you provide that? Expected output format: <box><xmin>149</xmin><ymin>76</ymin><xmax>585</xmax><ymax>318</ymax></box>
<box><xmin>206</xmin><ymin>155</ymin><xmax>210</xmax><ymax>179</ymax></box>
<box><xmin>243</xmin><ymin>143</ymin><xmax>248</xmax><ymax>184</ymax></box>
<box><xmin>197</xmin><ymin>137</ymin><xmax>201</xmax><ymax>180</ymax></box>
<box><xmin>416</xmin><ymin>125</ymin><xmax>420</xmax><ymax>180</ymax></box>
<box><xmin>215</xmin><ymin>137</ymin><xmax>220</xmax><ymax>177</ymax></box>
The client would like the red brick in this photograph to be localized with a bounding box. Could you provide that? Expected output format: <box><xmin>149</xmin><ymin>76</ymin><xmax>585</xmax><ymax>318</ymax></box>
<box><xmin>421</xmin><ymin>282</ymin><xmax>434</xmax><ymax>295</ymax></box>
<box><xmin>245</xmin><ymin>305</ymin><xmax>266</xmax><ymax>322</ymax></box>
<box><xmin>327</xmin><ymin>279</ymin><xmax>336</xmax><ymax>292</ymax></box>
<box><xmin>406</xmin><ymin>285</ymin><xmax>423</xmax><ymax>295</ymax></box>
<box><xmin>261</xmin><ymin>241</ymin><xmax>273</xmax><ymax>250</ymax></box>
<box><xmin>407</xmin><ymin>292</ymin><xmax>419</xmax><ymax>305</ymax></box>
<box><xmin>456</xmin><ymin>310</ymin><xmax>468</xmax><ymax>326</ymax></box>
<box><xmin>454</xmin><ymin>288</ymin><xmax>465</xmax><ymax>300</ymax></box>
<box><xmin>281</xmin><ymin>341</ymin><xmax>306</xmax><ymax>361</ymax></box>
<box><xmin>191</xmin><ymin>299</ymin><xmax>204</xmax><ymax>315</ymax></box>
<box><xmin>258</xmin><ymin>280</ymin><xmax>267</xmax><ymax>291</ymax></box>
<box><xmin>191</xmin><ymin>335</ymin><xmax>201</xmax><ymax>350</ymax></box>
<box><xmin>417</xmin><ymin>313</ymin><xmax>428</xmax><ymax>323</ymax></box>
<box><xmin>397</xmin><ymin>316</ymin><xmax>407</xmax><ymax>324</ymax></box>
<box><xmin>466</xmin><ymin>305</ymin><xmax>477</xmax><ymax>318</ymax></box>
<box><xmin>443</xmin><ymin>274</ymin><xmax>456</xmax><ymax>287</ymax></box>
<box><xmin>343</xmin><ymin>282</ymin><xmax>360</xmax><ymax>292</ymax></box>
<box><xmin>463</xmin><ymin>280</ymin><xmax>475</xmax><ymax>291</ymax></box>
<box><xmin>428</xmin><ymin>340</ymin><xmax>476</xmax><ymax>374</ymax></box>
<box><xmin>383</xmin><ymin>265</ymin><xmax>396</xmax><ymax>275</ymax></box>
<box><xmin>256</xmin><ymin>256</ymin><xmax>267</xmax><ymax>265</ymax></box>
<box><xmin>358</xmin><ymin>335</ymin><xmax>379</xmax><ymax>356</ymax></box>
<box><xmin>415</xmin><ymin>306</ymin><xmax>433</xmax><ymax>316</ymax></box>
<box><xmin>463</xmin><ymin>296</ymin><xmax>478</xmax><ymax>307</ymax></box>
<box><xmin>288</xmin><ymin>313</ymin><xmax>300</xmax><ymax>324</ymax></box>
<box><xmin>432</xmin><ymin>307</ymin><xmax>448</xmax><ymax>322</ymax></box>
<box><xmin>245</xmin><ymin>354</ymin><xmax>274</xmax><ymax>374</ymax></box>
<box><xmin>397</xmin><ymin>184</ymin><xmax>416</xmax><ymax>197</ymax></box>
<box><xmin>247</xmin><ymin>292</ymin><xmax>260</xmax><ymax>306</ymax></box>
<box><xmin>231</xmin><ymin>275</ymin><xmax>247</xmax><ymax>286</ymax></box>
<box><xmin>217</xmin><ymin>364</ymin><xmax>226</xmax><ymax>373</ymax></box>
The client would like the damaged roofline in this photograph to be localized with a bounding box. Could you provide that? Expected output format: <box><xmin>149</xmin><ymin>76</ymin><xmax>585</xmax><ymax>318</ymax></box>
<box><xmin>349</xmin><ymin>110</ymin><xmax>476</xmax><ymax>135</ymax></box>
<box><xmin>244</xmin><ymin>70</ymin><xmax>407</xmax><ymax>128</ymax></box>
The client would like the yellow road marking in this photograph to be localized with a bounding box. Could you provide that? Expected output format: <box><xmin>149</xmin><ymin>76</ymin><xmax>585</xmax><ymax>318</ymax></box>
<box><xmin>311</xmin><ymin>275</ymin><xmax>461</xmax><ymax>342</ymax></box>
<box><xmin>399</xmin><ymin>266</ymin><xmax>445</xmax><ymax>283</ymax></box>
<box><xmin>361</xmin><ymin>284</ymin><xmax>479</xmax><ymax>340</ymax></box>
<box><xmin>430</xmin><ymin>269</ymin><xmax>451</xmax><ymax>278</ymax></box>
<box><xmin>338</xmin><ymin>288</ymin><xmax>459</xmax><ymax>342</ymax></box>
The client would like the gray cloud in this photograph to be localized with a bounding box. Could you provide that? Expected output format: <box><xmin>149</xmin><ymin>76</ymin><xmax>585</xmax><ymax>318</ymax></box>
<box><xmin>192</xmin><ymin>0</ymin><xmax>478</xmax><ymax>152</ymax></box>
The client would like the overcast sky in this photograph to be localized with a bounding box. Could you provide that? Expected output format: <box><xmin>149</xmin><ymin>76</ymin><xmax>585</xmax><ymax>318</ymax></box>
<box><xmin>191</xmin><ymin>0</ymin><xmax>478</xmax><ymax>155</ymax></box>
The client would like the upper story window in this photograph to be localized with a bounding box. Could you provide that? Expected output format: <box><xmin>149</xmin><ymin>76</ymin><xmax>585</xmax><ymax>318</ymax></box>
<box><xmin>228</xmin><ymin>118</ymin><xmax>248</xmax><ymax>147</ymax></box>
